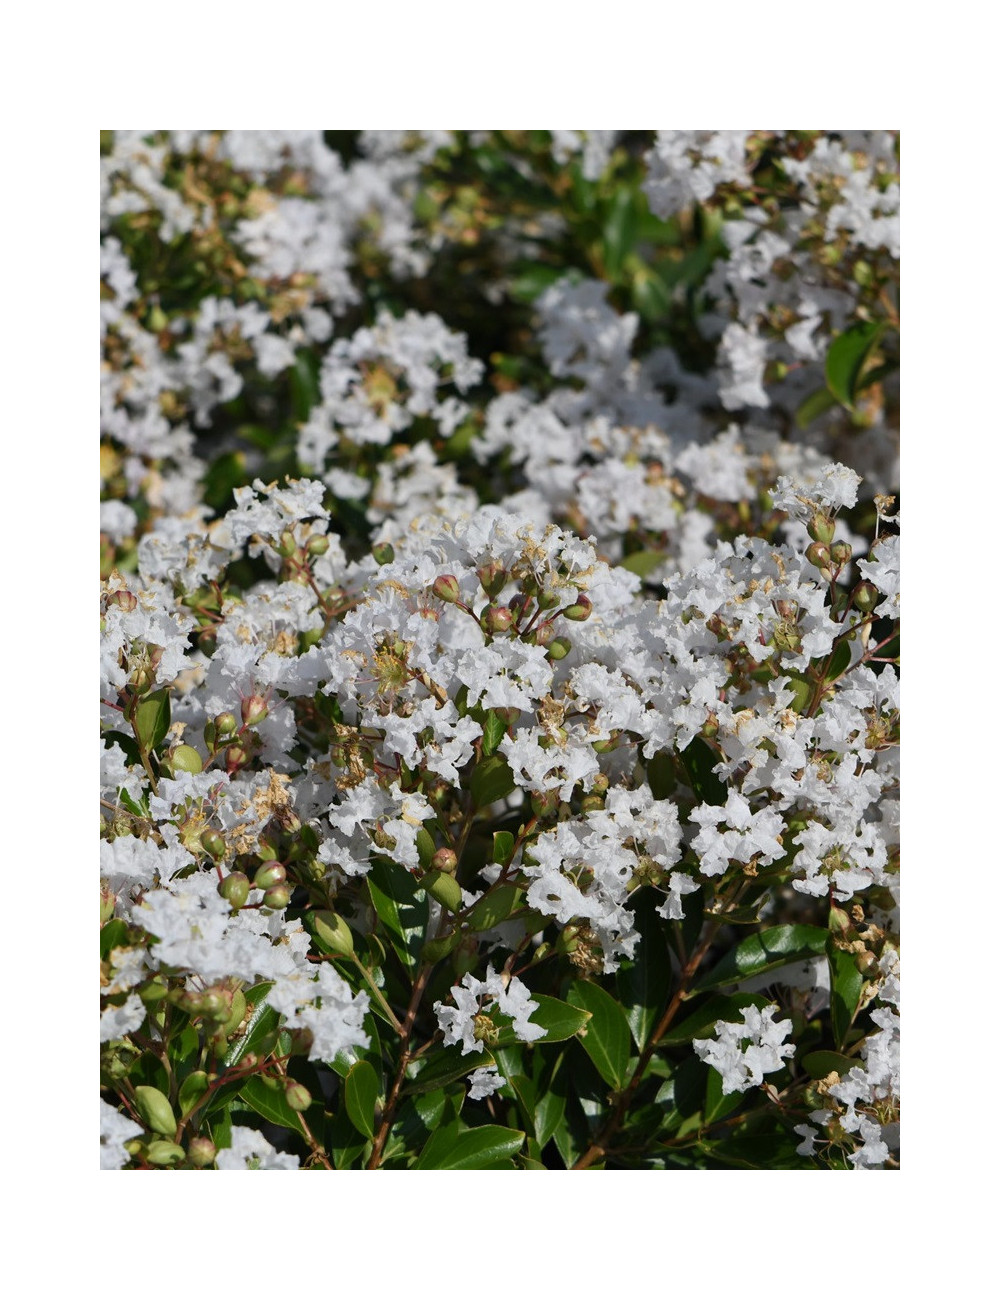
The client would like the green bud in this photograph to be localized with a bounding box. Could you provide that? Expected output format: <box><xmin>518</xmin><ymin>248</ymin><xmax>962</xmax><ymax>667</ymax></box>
<box><xmin>219</xmin><ymin>871</ymin><xmax>250</xmax><ymax>910</ymax></box>
<box><xmin>200</xmin><ymin>829</ymin><xmax>225</xmax><ymax>860</ymax></box>
<box><xmin>138</xmin><ymin>978</ymin><xmax>170</xmax><ymax>1009</ymax></box>
<box><xmin>590</xmin><ymin>773</ymin><xmax>610</xmax><ymax>795</ymax></box>
<box><xmin>225</xmin><ymin>743</ymin><xmax>249</xmax><ymax>772</ymax></box>
<box><xmin>253</xmin><ymin>862</ymin><xmax>287</xmax><ymax>891</ymax></box>
<box><xmin>830</xmin><ymin>541</ymin><xmax>852</xmax><ymax>568</ymax></box>
<box><xmin>306</xmin><ymin>534</ymin><xmax>330</xmax><ymax>556</ymax></box>
<box><xmin>432</xmin><ymin>574</ymin><xmax>462</xmax><ymax>604</ymax></box>
<box><xmin>263</xmin><ymin>883</ymin><xmax>291</xmax><ymax>910</ymax></box>
<box><xmin>100</xmin><ymin>883</ymin><xmax>116</xmax><ymax>924</ymax></box>
<box><xmin>561</xmin><ymin>595</ymin><xmax>592</xmax><ymax>622</ymax></box>
<box><xmin>372</xmin><ymin>542</ymin><xmax>395</xmax><ymax>566</ymax></box>
<box><xmin>592</xmin><ymin>733</ymin><xmax>620</xmax><ymax>754</ymax></box>
<box><xmin>285</xmin><ymin>1081</ymin><xmax>312</xmax><ymax>1112</ymax></box>
<box><xmin>423</xmin><ymin>869</ymin><xmax>464</xmax><ymax>912</ymax></box>
<box><xmin>556</xmin><ymin>926</ymin><xmax>580</xmax><ymax>955</ymax></box>
<box><xmin>214</xmin><ymin>711</ymin><xmax>238</xmax><ymax>737</ymax></box>
<box><xmin>477</xmin><ymin>561</ymin><xmax>507</xmax><ymax>598</ymax></box>
<box><xmin>481</xmin><ymin>605</ymin><xmax>514</xmax><ymax>636</ymax></box>
<box><xmin>285</xmin><ymin>1028</ymin><xmax>315</xmax><ymax>1057</ymax></box>
<box><xmin>805</xmin><ymin>542</ymin><xmax>832</xmax><ymax>571</ymax></box>
<box><xmin>580</xmin><ymin>794</ymin><xmax>604</xmax><ymax>813</ymax></box>
<box><xmin>853</xmin><ymin>581</ymin><xmax>879</xmax><ymax>613</ymax></box>
<box><xmin>275</xmin><ymin>529</ymin><xmax>297</xmax><ymax>558</ymax></box>
<box><xmin>187</xmin><ymin>1136</ymin><xmax>217</xmax><ymax>1168</ymax></box>
<box><xmin>807</xmin><ymin>515</ymin><xmax>836</xmax><ymax>546</ymax></box>
<box><xmin>134</xmin><ymin>1085</ymin><xmax>176</xmax><ymax>1137</ymax></box>
<box><xmin>201</xmin><ymin>989</ymin><xmax>231</xmax><ymax>1022</ymax></box>
<box><xmin>241</xmin><ymin>694</ymin><xmax>269</xmax><ymax>727</ymax></box>
<box><xmin>309</xmin><ymin>910</ymin><xmax>355</xmax><ymax>958</ymax></box>
<box><xmin>145</xmin><ymin>1140</ymin><xmax>186</xmax><ymax>1166</ymax></box>
<box><xmin>547</xmin><ymin>636</ymin><xmax>572</xmax><ymax>661</ymax></box>
<box><xmin>178</xmin><ymin>1070</ymin><xmax>210</xmax><ymax>1115</ymax></box>
<box><xmin>432</xmin><ymin>847</ymin><xmax>459</xmax><ymax>874</ymax></box>
<box><xmin>221</xmin><ymin>988</ymin><xmax>247</xmax><ymax>1037</ymax></box>
<box><xmin>170</xmin><ymin>745</ymin><xmax>203</xmax><ymax>775</ymax></box>
<box><xmin>536</xmin><ymin>588</ymin><xmax>561</xmax><ymax>610</ymax></box>
<box><xmin>530</xmin><ymin>789</ymin><xmax>561</xmax><ymax>818</ymax></box>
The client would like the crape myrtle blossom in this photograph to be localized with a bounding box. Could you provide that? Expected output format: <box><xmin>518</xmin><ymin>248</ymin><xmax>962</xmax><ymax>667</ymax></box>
<box><xmin>434</xmin><ymin>966</ymin><xmax>545</xmax><ymax>1056</ymax></box>
<box><xmin>693</xmin><ymin>1005</ymin><xmax>795</xmax><ymax>1095</ymax></box>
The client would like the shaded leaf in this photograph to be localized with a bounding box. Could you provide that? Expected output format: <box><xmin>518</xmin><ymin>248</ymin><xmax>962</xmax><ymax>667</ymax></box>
<box><xmin>469</xmin><ymin>754</ymin><xmax>516</xmax><ymax>807</ymax></box>
<box><xmin>344</xmin><ymin>1060</ymin><xmax>379</xmax><ymax>1139</ymax></box>
<box><xmin>694</xmin><ymin>925</ymin><xmax>828</xmax><ymax>991</ymax></box>
<box><xmin>414</xmin><ymin>1124</ymin><xmax>525</xmax><ymax>1170</ymax></box>
<box><xmin>825</xmin><ymin>320</ymin><xmax>884</xmax><ymax>409</ymax></box>
<box><xmin>567</xmin><ymin>981</ymin><xmax>631</xmax><ymax>1089</ymax></box>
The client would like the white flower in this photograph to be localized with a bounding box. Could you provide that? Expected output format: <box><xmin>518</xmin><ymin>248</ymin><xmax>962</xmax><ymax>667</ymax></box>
<box><xmin>216</xmin><ymin>1127</ymin><xmax>300</xmax><ymax>1170</ymax></box>
<box><xmin>100</xmin><ymin>1098</ymin><xmax>143</xmax><ymax>1170</ymax></box>
<box><xmin>693</xmin><ymin>1004</ymin><xmax>794</xmax><ymax>1095</ymax></box>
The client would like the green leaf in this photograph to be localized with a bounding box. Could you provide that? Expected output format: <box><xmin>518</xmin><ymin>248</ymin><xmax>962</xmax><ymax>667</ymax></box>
<box><xmin>178</xmin><ymin>1070</ymin><xmax>210</xmax><ymax>1117</ymax></box>
<box><xmin>794</xmin><ymin>386</ymin><xmax>837</xmax><ymax>430</ymax></box>
<box><xmin>619</xmin><ymin>549</ymin><xmax>667</xmax><ymax>579</ymax></box>
<box><xmin>405</xmin><ymin>1045</ymin><xmax>494</xmax><ymax>1096</ymax></box>
<box><xmin>824</xmin><ymin>637</ymin><xmax>852</xmax><ymax>682</ymax></box>
<box><xmin>631</xmin><ymin>265</ymin><xmax>673</xmax><ymax>322</ymax></box>
<box><xmin>694</xmin><ymin>925</ymin><xmax>829</xmax><ymax>991</ymax></box>
<box><xmin>602</xmin><ymin>187</ymin><xmax>638</xmax><ymax>280</ymax></box>
<box><xmin>825</xmin><ymin>320</ymin><xmax>885</xmax><ymax>409</ymax></box>
<box><xmin>202</xmin><ymin>451</ymin><xmax>248</xmax><ymax>513</ymax></box>
<box><xmin>414</xmin><ymin>1123</ymin><xmax>525</xmax><ymax>1170</ymax></box>
<box><xmin>344</xmin><ymin>1060</ymin><xmax>379</xmax><ymax>1139</ymax></box>
<box><xmin>100</xmin><ymin>918</ymin><xmax>130</xmax><ymax>962</ymax></box>
<box><xmin>224</xmin><ymin>984</ymin><xmax>277</xmax><ymax>1067</ymax></box>
<box><xmin>617</xmin><ymin>893</ymin><xmax>669</xmax><ymax>1050</ymax></box>
<box><xmin>828</xmin><ymin>942</ymin><xmax>865</xmax><ymax>1049</ymax></box>
<box><xmin>567</xmin><ymin>981</ymin><xmax>632</xmax><ymax>1089</ymax></box>
<box><xmin>133</xmin><ymin>688</ymin><xmax>170</xmax><ymax>753</ymax></box>
<box><xmin>680</xmin><ymin>737</ymin><xmax>727</xmax><ymax>806</ymax></box>
<box><xmin>492</xmin><ymin>830</ymin><xmax>515</xmax><ymax>865</ymax></box>
<box><xmin>239</xmin><ymin>1075</ymin><xmax>308</xmax><ymax>1135</ymax></box>
<box><xmin>493</xmin><ymin>993</ymin><xmax>589</xmax><ymax>1049</ymax></box>
<box><xmin>469</xmin><ymin>754</ymin><xmax>516</xmax><ymax>807</ymax></box>
<box><xmin>801</xmin><ymin>1050</ymin><xmax>859</xmax><ymax>1080</ymax></box>
<box><xmin>466</xmin><ymin>883</ymin><xmax>521</xmax><ymax>932</ymax></box>
<box><xmin>367</xmin><ymin>857</ymin><xmax>428</xmax><ymax>972</ymax></box>
<box><xmin>481</xmin><ymin>709</ymin><xmax>507</xmax><ymax>758</ymax></box>
<box><xmin>704</xmin><ymin>1061</ymin><xmax>744</xmax><ymax>1122</ymax></box>
<box><xmin>535</xmin><ymin>1052</ymin><xmax>569</xmax><ymax>1149</ymax></box>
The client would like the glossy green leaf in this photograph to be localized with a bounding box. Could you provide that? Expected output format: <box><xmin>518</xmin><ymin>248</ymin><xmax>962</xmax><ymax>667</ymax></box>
<box><xmin>367</xmin><ymin>858</ymin><xmax>428</xmax><ymax>972</ymax></box>
<box><xmin>224</xmin><ymin>984</ymin><xmax>277</xmax><ymax>1067</ymax></box>
<box><xmin>824</xmin><ymin>638</ymin><xmax>853</xmax><ymax>682</ymax></box>
<box><xmin>481</xmin><ymin>709</ymin><xmax>507</xmax><ymax>758</ymax></box>
<box><xmin>681</xmin><ymin>736</ymin><xmax>727</xmax><ymax>806</ymax></box>
<box><xmin>344</xmin><ymin>1060</ymin><xmax>379</xmax><ymax>1139</ymax></box>
<box><xmin>794</xmin><ymin>386</ymin><xmax>837</xmax><ymax>430</ymax></box>
<box><xmin>466</xmin><ymin>883</ymin><xmax>521</xmax><ymax>932</ymax></box>
<box><xmin>567</xmin><ymin>981</ymin><xmax>632</xmax><ymax>1089</ymax></box>
<box><xmin>493</xmin><ymin>993</ymin><xmax>589</xmax><ymax>1049</ymax></box>
<box><xmin>659</xmin><ymin>993</ymin><xmax>773</xmax><ymax>1046</ymax></box>
<box><xmin>239</xmin><ymin>1075</ymin><xmax>308</xmax><ymax>1135</ymax></box>
<box><xmin>100</xmin><ymin>918</ymin><xmax>130</xmax><ymax>962</ymax></box>
<box><xmin>828</xmin><ymin>942</ymin><xmax>865</xmax><ymax>1048</ymax></box>
<box><xmin>178</xmin><ymin>1070</ymin><xmax>210</xmax><ymax>1117</ymax></box>
<box><xmin>492</xmin><ymin>830</ymin><xmax>515</xmax><ymax>865</ymax></box>
<box><xmin>133</xmin><ymin>688</ymin><xmax>170</xmax><ymax>753</ymax></box>
<box><xmin>617</xmin><ymin>892</ymin><xmax>669</xmax><ymax>1050</ymax></box>
<box><xmin>404</xmin><ymin>1045</ymin><xmax>494</xmax><ymax>1096</ymax></box>
<box><xmin>704</xmin><ymin>1062</ymin><xmax>744</xmax><ymax>1122</ymax></box>
<box><xmin>801</xmin><ymin>1049</ymin><xmax>859</xmax><ymax>1080</ymax></box>
<box><xmin>414</xmin><ymin>1123</ymin><xmax>525</xmax><ymax>1170</ymax></box>
<box><xmin>694</xmin><ymin>925</ymin><xmax>829</xmax><ymax>991</ymax></box>
<box><xmin>825</xmin><ymin>320</ymin><xmax>884</xmax><ymax>409</ymax></box>
<box><xmin>469</xmin><ymin>753</ymin><xmax>516</xmax><ymax>807</ymax></box>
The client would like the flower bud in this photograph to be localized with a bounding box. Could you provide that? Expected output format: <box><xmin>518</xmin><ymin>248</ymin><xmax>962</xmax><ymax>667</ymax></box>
<box><xmin>263</xmin><ymin>883</ymin><xmax>292</xmax><ymax>910</ymax></box>
<box><xmin>285</xmin><ymin>1028</ymin><xmax>314</xmax><ymax>1057</ymax></box>
<box><xmin>371</xmin><ymin>542</ymin><xmax>395</xmax><ymax>566</ymax></box>
<box><xmin>225</xmin><ymin>743</ymin><xmax>249</xmax><ymax>773</ymax></box>
<box><xmin>241</xmin><ymin>694</ymin><xmax>269</xmax><ymax>727</ymax></box>
<box><xmin>807</xmin><ymin>514</ymin><xmax>836</xmax><ymax>546</ymax></box>
<box><xmin>187</xmin><ymin>1136</ymin><xmax>217</xmax><ymax>1168</ymax></box>
<box><xmin>201</xmin><ymin>829</ymin><xmax>225</xmax><ymax>860</ymax></box>
<box><xmin>145</xmin><ymin>1140</ymin><xmax>186</xmax><ymax>1166</ymax></box>
<box><xmin>477</xmin><ymin>561</ymin><xmax>507</xmax><ymax>598</ymax></box>
<box><xmin>561</xmin><ymin>595</ymin><xmax>592</xmax><ymax>622</ymax></box>
<box><xmin>306</xmin><ymin>534</ymin><xmax>329</xmax><ymax>556</ymax></box>
<box><xmin>590</xmin><ymin>773</ymin><xmax>610</xmax><ymax>795</ymax></box>
<box><xmin>219</xmin><ymin>871</ymin><xmax>250</xmax><ymax>910</ymax></box>
<box><xmin>197</xmin><ymin>629</ymin><xmax>217</xmax><ymax>656</ymax></box>
<box><xmin>536</xmin><ymin>588</ymin><xmax>561</xmax><ymax>610</ymax></box>
<box><xmin>214</xmin><ymin>711</ymin><xmax>238</xmax><ymax>738</ymax></box>
<box><xmin>169</xmin><ymin>744</ymin><xmax>203</xmax><ymax>775</ymax></box>
<box><xmin>547</xmin><ymin>636</ymin><xmax>572</xmax><ymax>661</ymax></box>
<box><xmin>275</xmin><ymin>529</ymin><xmax>297</xmax><ymax>558</ymax></box>
<box><xmin>253</xmin><ymin>861</ymin><xmax>286</xmax><ymax>891</ymax></box>
<box><xmin>580</xmin><ymin>794</ymin><xmax>604</xmax><ymax>813</ymax></box>
<box><xmin>285</xmin><ymin>1081</ymin><xmax>312</xmax><ymax>1112</ymax></box>
<box><xmin>853</xmin><ymin>581</ymin><xmax>879</xmax><ymax>614</ymax></box>
<box><xmin>309</xmin><ymin>910</ymin><xmax>355</xmax><ymax>958</ymax></box>
<box><xmin>432</xmin><ymin>574</ymin><xmax>462</xmax><ymax>604</ymax></box>
<box><xmin>201</xmin><ymin>989</ymin><xmax>231</xmax><ymax>1022</ymax></box>
<box><xmin>830</xmin><ymin>541</ymin><xmax>852</xmax><ymax>568</ymax></box>
<box><xmin>432</xmin><ymin>847</ymin><xmax>459</xmax><ymax>874</ymax></box>
<box><xmin>530</xmin><ymin>788</ymin><xmax>561</xmax><ymax>818</ymax></box>
<box><xmin>221</xmin><ymin>988</ymin><xmax>247</xmax><ymax>1037</ymax></box>
<box><xmin>423</xmin><ymin>869</ymin><xmax>463</xmax><ymax>912</ymax></box>
<box><xmin>110</xmin><ymin>589</ymin><xmax>138</xmax><ymax>613</ymax></box>
<box><xmin>805</xmin><ymin>542</ymin><xmax>832</xmax><ymax>573</ymax></box>
<box><xmin>138</xmin><ymin>977</ymin><xmax>169</xmax><ymax>1009</ymax></box>
<box><xmin>481</xmin><ymin>605</ymin><xmax>514</xmax><ymax>636</ymax></box>
<box><xmin>134</xmin><ymin>1085</ymin><xmax>176</xmax><ymax>1137</ymax></box>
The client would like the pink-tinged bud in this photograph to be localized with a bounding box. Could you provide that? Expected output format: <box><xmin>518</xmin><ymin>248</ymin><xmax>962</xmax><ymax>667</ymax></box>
<box><xmin>225</xmin><ymin>743</ymin><xmax>248</xmax><ymax>774</ymax></box>
<box><xmin>432</xmin><ymin>574</ymin><xmax>462</xmax><ymax>604</ymax></box>
<box><xmin>241</xmin><ymin>694</ymin><xmax>269</xmax><ymax>727</ymax></box>
<box><xmin>532</xmin><ymin>620</ymin><xmax>556</xmax><ymax>647</ymax></box>
<box><xmin>807</xmin><ymin>514</ymin><xmax>836</xmax><ymax>546</ymax></box>
<box><xmin>477</xmin><ymin>561</ymin><xmax>507</xmax><ymax>598</ymax></box>
<box><xmin>853</xmin><ymin>581</ymin><xmax>879</xmax><ymax>614</ymax></box>
<box><xmin>432</xmin><ymin>847</ymin><xmax>459</xmax><ymax>874</ymax></box>
<box><xmin>187</xmin><ymin>1137</ymin><xmax>217</xmax><ymax>1168</ymax></box>
<box><xmin>306</xmin><ymin>534</ymin><xmax>329</xmax><ymax>556</ymax></box>
<box><xmin>805</xmin><ymin>542</ymin><xmax>832</xmax><ymax>572</ymax></box>
<box><xmin>110</xmin><ymin>589</ymin><xmax>138</xmax><ymax>613</ymax></box>
<box><xmin>482</xmin><ymin>606</ymin><xmax>514</xmax><ymax>636</ymax></box>
<box><xmin>285</xmin><ymin>1081</ymin><xmax>312</xmax><ymax>1112</ymax></box>
<box><xmin>263</xmin><ymin>883</ymin><xmax>291</xmax><ymax>910</ymax></box>
<box><xmin>253</xmin><ymin>862</ymin><xmax>287</xmax><ymax>891</ymax></box>
<box><xmin>371</xmin><ymin>542</ymin><xmax>395</xmax><ymax>566</ymax></box>
<box><xmin>561</xmin><ymin>595</ymin><xmax>592</xmax><ymax>622</ymax></box>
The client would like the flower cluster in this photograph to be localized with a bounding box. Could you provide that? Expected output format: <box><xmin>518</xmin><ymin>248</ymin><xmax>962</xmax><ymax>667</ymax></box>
<box><xmin>101</xmin><ymin>131</ymin><xmax>899</xmax><ymax>1171</ymax></box>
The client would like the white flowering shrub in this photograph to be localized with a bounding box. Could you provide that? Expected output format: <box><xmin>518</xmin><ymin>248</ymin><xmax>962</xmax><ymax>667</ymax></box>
<box><xmin>101</xmin><ymin>131</ymin><xmax>899</xmax><ymax>1170</ymax></box>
